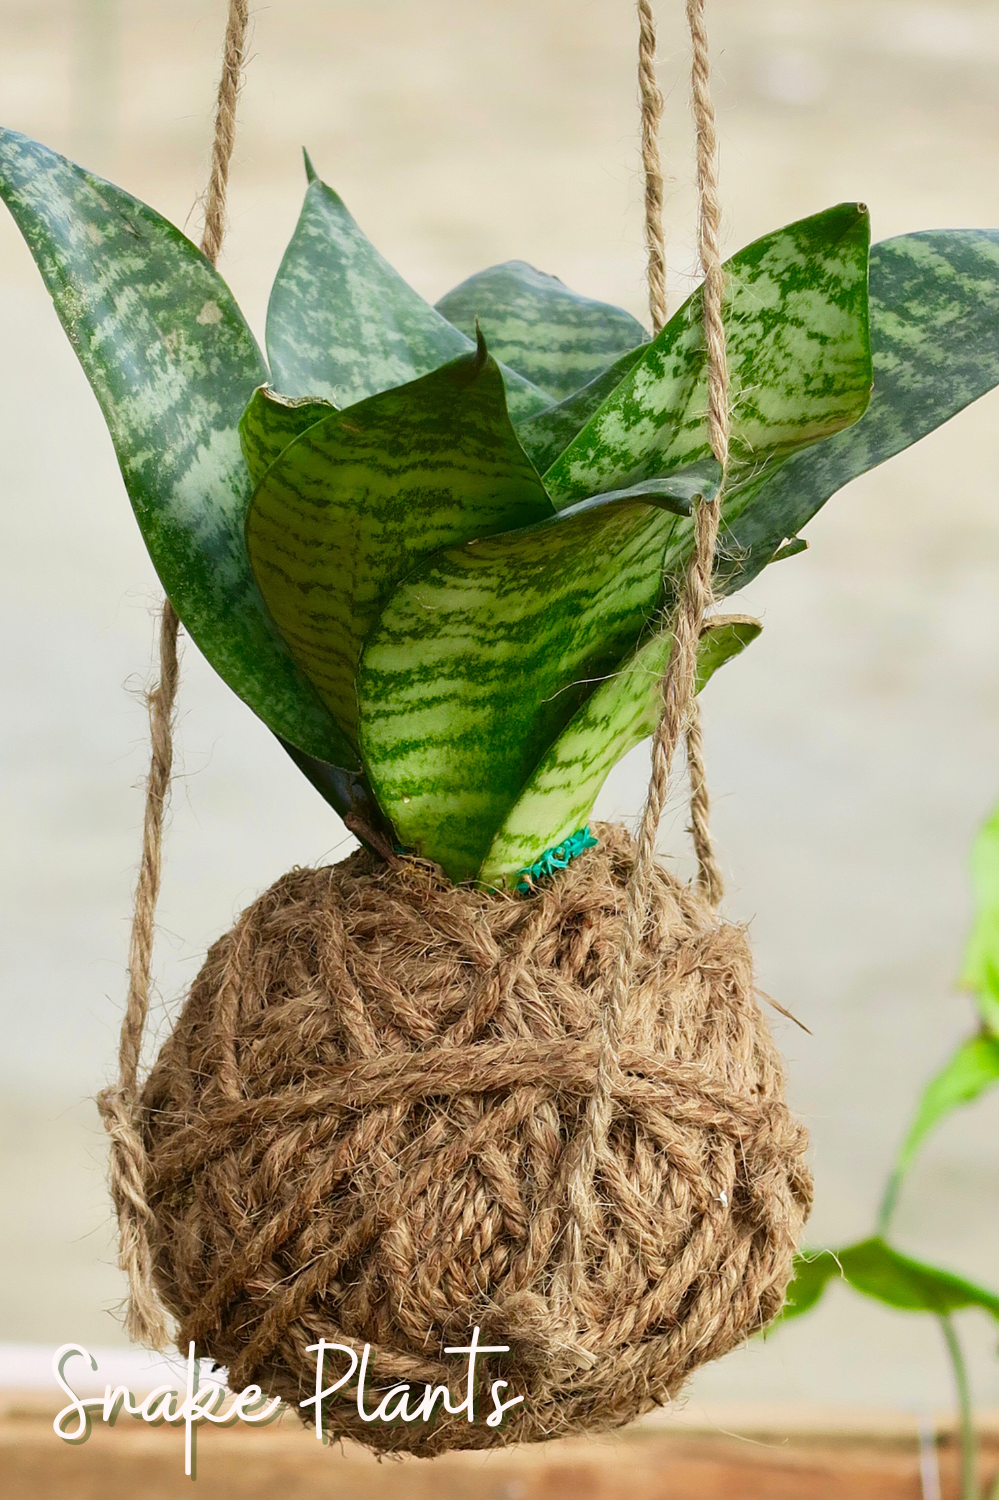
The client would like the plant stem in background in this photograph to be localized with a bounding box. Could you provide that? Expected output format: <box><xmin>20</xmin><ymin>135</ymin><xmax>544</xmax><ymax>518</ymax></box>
<box><xmin>938</xmin><ymin>1313</ymin><xmax>977</xmax><ymax>1500</ymax></box>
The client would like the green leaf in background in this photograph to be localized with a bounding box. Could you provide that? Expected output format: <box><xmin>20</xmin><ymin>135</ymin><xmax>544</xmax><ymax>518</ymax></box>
<box><xmin>542</xmin><ymin>202</ymin><xmax>873</xmax><ymax>507</ymax></box>
<box><xmin>479</xmin><ymin>615</ymin><xmax>760</xmax><ymax>886</ymax></box>
<box><xmin>265</xmin><ymin>154</ymin><xmax>551</xmax><ymax>422</ymax></box>
<box><xmin>246</xmin><ymin>339</ymin><xmax>553</xmax><ymax>750</ymax></box>
<box><xmin>774</xmin><ymin>1250</ymin><xmax>842</xmax><ymax>1324</ymax></box>
<box><xmin>239</xmin><ymin>386</ymin><xmax>336</xmax><ymax>486</ymax></box>
<box><xmin>716</xmin><ymin>230</ymin><xmax>1000</xmax><ymax>594</ymax></box>
<box><xmin>840</xmin><ymin>1239</ymin><xmax>999</xmax><ymax>1320</ymax></box>
<box><xmin>0</xmin><ymin>127</ymin><xmax>359</xmax><ymax>773</ymax></box>
<box><xmin>959</xmin><ymin>807</ymin><xmax>1000</xmax><ymax>1033</ymax></box>
<box><xmin>879</xmin><ymin>1033</ymin><xmax>999</xmax><ymax>1232</ymax></box>
<box><xmin>358</xmin><ymin>483</ymin><xmax>707</xmax><ymax>881</ymax></box>
<box><xmin>434</xmin><ymin>259</ymin><xmax>648</xmax><ymax>402</ymax></box>
<box><xmin>516</xmin><ymin>345</ymin><xmax>650</xmax><ymax>475</ymax></box>
<box><xmin>776</xmin><ymin>1240</ymin><xmax>999</xmax><ymax>1325</ymax></box>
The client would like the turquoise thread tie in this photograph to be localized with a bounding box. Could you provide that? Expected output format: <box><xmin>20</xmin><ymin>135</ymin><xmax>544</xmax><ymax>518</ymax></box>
<box><xmin>514</xmin><ymin>827</ymin><xmax>599</xmax><ymax>896</ymax></box>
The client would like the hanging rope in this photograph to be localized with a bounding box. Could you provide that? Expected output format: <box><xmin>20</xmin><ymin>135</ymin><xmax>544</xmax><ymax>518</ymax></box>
<box><xmin>566</xmin><ymin>0</ymin><xmax>730</xmax><ymax>1252</ymax></box>
<box><xmin>97</xmin><ymin>0</ymin><xmax>251</xmax><ymax>1350</ymax></box>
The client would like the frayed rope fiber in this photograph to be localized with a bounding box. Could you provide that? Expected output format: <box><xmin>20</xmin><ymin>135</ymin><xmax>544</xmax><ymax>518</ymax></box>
<box><xmin>138</xmin><ymin>823</ymin><xmax>811</xmax><ymax>1456</ymax></box>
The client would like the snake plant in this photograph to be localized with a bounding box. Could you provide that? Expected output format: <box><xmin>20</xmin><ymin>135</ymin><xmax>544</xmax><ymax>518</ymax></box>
<box><xmin>1</xmin><ymin>129</ymin><xmax>996</xmax><ymax>883</ymax></box>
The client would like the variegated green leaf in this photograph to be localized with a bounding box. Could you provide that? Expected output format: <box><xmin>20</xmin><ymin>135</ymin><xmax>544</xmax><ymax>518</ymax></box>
<box><xmin>0</xmin><ymin>127</ymin><xmax>359</xmax><ymax>772</ymax></box>
<box><xmin>543</xmin><ymin>202</ymin><xmax>873</xmax><ymax>507</ymax></box>
<box><xmin>717</xmin><ymin>230</ymin><xmax>1000</xmax><ymax>592</ymax></box>
<box><xmin>479</xmin><ymin>615</ymin><xmax>760</xmax><ymax>885</ymax></box>
<box><xmin>240</xmin><ymin>386</ymin><xmax>336</xmax><ymax>487</ymax></box>
<box><xmin>434</xmin><ymin>259</ymin><xmax>648</xmax><ymax>402</ymax></box>
<box><xmin>246</xmin><ymin>340</ymin><xmax>554</xmax><ymax>750</ymax></box>
<box><xmin>516</xmin><ymin>345</ymin><xmax>651</xmax><ymax>475</ymax></box>
<box><xmin>357</xmin><ymin>469</ymin><xmax>720</xmax><ymax>881</ymax></box>
<box><xmin>266</xmin><ymin>154</ymin><xmax>551</xmax><ymax>422</ymax></box>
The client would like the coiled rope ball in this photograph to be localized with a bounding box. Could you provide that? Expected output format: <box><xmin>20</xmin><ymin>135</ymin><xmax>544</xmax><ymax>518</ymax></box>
<box><xmin>137</xmin><ymin>824</ymin><xmax>811</xmax><ymax>1456</ymax></box>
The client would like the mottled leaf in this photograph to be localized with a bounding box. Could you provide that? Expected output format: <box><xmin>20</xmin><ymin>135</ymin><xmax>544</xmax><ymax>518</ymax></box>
<box><xmin>435</xmin><ymin>259</ymin><xmax>648</xmax><ymax>402</ymax></box>
<box><xmin>776</xmin><ymin>1239</ymin><xmax>999</xmax><ymax>1324</ymax></box>
<box><xmin>0</xmin><ymin>127</ymin><xmax>358</xmax><ymax>771</ymax></box>
<box><xmin>246</xmin><ymin>340</ymin><xmax>553</xmax><ymax>749</ymax></box>
<box><xmin>717</xmin><ymin>230</ymin><xmax>1000</xmax><ymax>593</ymax></box>
<box><xmin>357</xmin><ymin>469</ymin><xmax>720</xmax><ymax>881</ymax></box>
<box><xmin>479</xmin><ymin>615</ymin><xmax>760</xmax><ymax>886</ymax></box>
<box><xmin>960</xmin><ymin>806</ymin><xmax>999</xmax><ymax>1033</ymax></box>
<box><xmin>543</xmin><ymin>202</ymin><xmax>872</xmax><ymax>507</ymax></box>
<box><xmin>240</xmin><ymin>386</ymin><xmax>336</xmax><ymax>486</ymax></box>
<box><xmin>265</xmin><ymin>154</ymin><xmax>551</xmax><ymax>421</ymax></box>
<box><xmin>516</xmin><ymin>345</ymin><xmax>648</xmax><ymax>475</ymax></box>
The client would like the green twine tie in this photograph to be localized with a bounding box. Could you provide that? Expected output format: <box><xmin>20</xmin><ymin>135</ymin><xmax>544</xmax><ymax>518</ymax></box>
<box><xmin>514</xmin><ymin>827</ymin><xmax>599</xmax><ymax>896</ymax></box>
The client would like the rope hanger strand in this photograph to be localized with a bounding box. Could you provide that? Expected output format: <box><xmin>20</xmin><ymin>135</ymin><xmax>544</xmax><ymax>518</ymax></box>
<box><xmin>98</xmin><ymin>0</ymin><xmax>252</xmax><ymax>1349</ymax></box>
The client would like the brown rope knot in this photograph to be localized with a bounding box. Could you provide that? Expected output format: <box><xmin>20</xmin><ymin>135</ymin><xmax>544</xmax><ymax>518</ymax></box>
<box><xmin>137</xmin><ymin>825</ymin><xmax>811</xmax><ymax>1455</ymax></box>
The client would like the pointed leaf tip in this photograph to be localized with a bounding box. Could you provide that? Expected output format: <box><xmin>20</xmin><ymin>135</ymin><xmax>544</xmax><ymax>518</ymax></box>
<box><xmin>302</xmin><ymin>147</ymin><xmax>318</xmax><ymax>184</ymax></box>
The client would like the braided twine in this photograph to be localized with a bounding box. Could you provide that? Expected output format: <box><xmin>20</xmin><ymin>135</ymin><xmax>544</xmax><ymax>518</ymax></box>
<box><xmin>97</xmin><ymin>0</ymin><xmax>251</xmax><ymax>1348</ymax></box>
<box><xmin>97</xmin><ymin>0</ymin><xmax>811</xmax><ymax>1445</ymax></box>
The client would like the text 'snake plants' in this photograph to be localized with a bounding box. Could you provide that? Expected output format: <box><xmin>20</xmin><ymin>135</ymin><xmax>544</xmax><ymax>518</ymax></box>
<box><xmin>2</xmin><ymin>131</ymin><xmax>996</xmax><ymax>884</ymax></box>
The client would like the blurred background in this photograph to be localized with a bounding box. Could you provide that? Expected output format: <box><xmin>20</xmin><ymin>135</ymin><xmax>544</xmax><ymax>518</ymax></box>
<box><xmin>0</xmin><ymin>0</ymin><xmax>995</xmax><ymax>1421</ymax></box>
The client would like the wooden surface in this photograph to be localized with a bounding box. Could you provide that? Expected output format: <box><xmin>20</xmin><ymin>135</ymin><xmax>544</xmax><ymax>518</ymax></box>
<box><xmin>2</xmin><ymin>1396</ymin><xmax>996</xmax><ymax>1499</ymax></box>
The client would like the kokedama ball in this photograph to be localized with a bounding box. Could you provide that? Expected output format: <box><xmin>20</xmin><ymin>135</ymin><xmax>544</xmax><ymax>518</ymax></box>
<box><xmin>140</xmin><ymin>823</ymin><xmax>811</xmax><ymax>1457</ymax></box>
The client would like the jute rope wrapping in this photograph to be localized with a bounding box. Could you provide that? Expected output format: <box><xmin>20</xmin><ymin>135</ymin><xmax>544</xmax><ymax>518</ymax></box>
<box><xmin>99</xmin><ymin>0</ymin><xmax>813</xmax><ymax>1450</ymax></box>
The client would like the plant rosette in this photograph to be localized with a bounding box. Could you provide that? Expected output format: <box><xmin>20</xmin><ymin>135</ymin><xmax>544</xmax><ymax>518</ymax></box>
<box><xmin>2</xmin><ymin>130</ymin><xmax>996</xmax><ymax>1454</ymax></box>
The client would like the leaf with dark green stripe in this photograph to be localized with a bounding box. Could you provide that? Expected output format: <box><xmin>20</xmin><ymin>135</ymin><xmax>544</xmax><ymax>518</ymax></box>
<box><xmin>776</xmin><ymin>1239</ymin><xmax>999</xmax><ymax>1326</ymax></box>
<box><xmin>435</xmin><ymin>259</ymin><xmax>648</xmax><ymax>402</ymax></box>
<box><xmin>480</xmin><ymin>615</ymin><xmax>760</xmax><ymax>885</ymax></box>
<box><xmin>246</xmin><ymin>339</ymin><xmax>554</xmax><ymax>750</ymax></box>
<box><xmin>0</xmin><ymin>126</ymin><xmax>358</xmax><ymax>772</ymax></box>
<box><xmin>240</xmin><ymin>386</ymin><xmax>336</xmax><ymax>486</ymax></box>
<box><xmin>716</xmin><ymin>230</ymin><xmax>1000</xmax><ymax>593</ymax></box>
<box><xmin>516</xmin><ymin>344</ymin><xmax>650</xmax><ymax>474</ymax></box>
<box><xmin>266</xmin><ymin>154</ymin><xmax>551</xmax><ymax>422</ymax></box>
<box><xmin>356</xmin><ymin>470</ymin><xmax>720</xmax><ymax>881</ymax></box>
<box><xmin>543</xmin><ymin>202</ymin><xmax>873</xmax><ymax>507</ymax></box>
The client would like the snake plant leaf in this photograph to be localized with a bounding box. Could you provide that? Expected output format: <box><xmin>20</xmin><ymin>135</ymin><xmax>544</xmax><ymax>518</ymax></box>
<box><xmin>479</xmin><ymin>615</ymin><xmax>761</xmax><ymax>886</ymax></box>
<box><xmin>776</xmin><ymin>1240</ymin><xmax>1000</xmax><ymax>1325</ymax></box>
<box><xmin>246</xmin><ymin>338</ymin><xmax>554</xmax><ymax>750</ymax></box>
<box><xmin>565</xmin><ymin>458</ymin><xmax>722</xmax><ymax>520</ymax></box>
<box><xmin>0</xmin><ymin>127</ymin><xmax>359</xmax><ymax>774</ymax></box>
<box><xmin>265</xmin><ymin>153</ymin><xmax>551</xmax><ymax>422</ymax></box>
<box><xmin>960</xmin><ymin>807</ymin><xmax>999</xmax><ymax>1033</ymax></box>
<box><xmin>239</xmin><ymin>386</ymin><xmax>336</xmax><ymax>486</ymax></box>
<box><xmin>515</xmin><ymin>346</ymin><xmax>654</xmax><ymax>476</ymax></box>
<box><xmin>543</xmin><ymin>202</ymin><xmax>873</xmax><ymax>508</ymax></box>
<box><xmin>357</xmin><ymin>466</ymin><xmax>722</xmax><ymax>881</ymax></box>
<box><xmin>275</xmin><ymin>736</ymin><xmax>392</xmax><ymax>843</ymax></box>
<box><xmin>434</xmin><ymin>260</ymin><xmax>648</xmax><ymax>402</ymax></box>
<box><xmin>716</xmin><ymin>230</ymin><xmax>1000</xmax><ymax>593</ymax></box>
